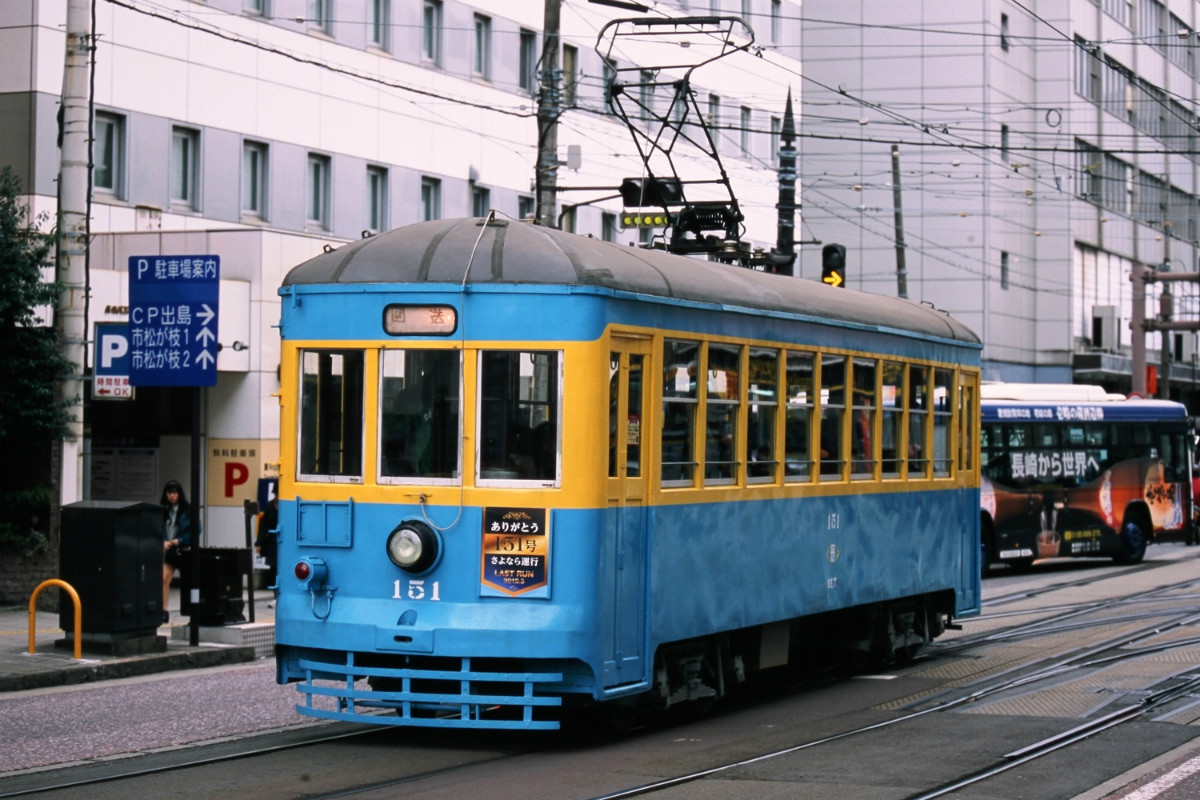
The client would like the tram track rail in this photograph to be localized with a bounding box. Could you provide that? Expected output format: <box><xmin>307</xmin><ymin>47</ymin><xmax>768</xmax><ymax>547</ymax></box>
<box><xmin>981</xmin><ymin>562</ymin><xmax>1162</xmax><ymax>607</ymax></box>
<box><xmin>0</xmin><ymin>721</ymin><xmax>425</xmax><ymax>798</ymax></box>
<box><xmin>575</xmin><ymin>619</ymin><xmax>1200</xmax><ymax>799</ymax></box>
<box><xmin>10</xmin><ymin>558</ymin><xmax>1200</xmax><ymax>799</ymax></box>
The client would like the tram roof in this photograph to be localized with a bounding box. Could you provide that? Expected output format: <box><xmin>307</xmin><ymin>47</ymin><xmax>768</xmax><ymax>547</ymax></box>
<box><xmin>283</xmin><ymin>217</ymin><xmax>980</xmax><ymax>346</ymax></box>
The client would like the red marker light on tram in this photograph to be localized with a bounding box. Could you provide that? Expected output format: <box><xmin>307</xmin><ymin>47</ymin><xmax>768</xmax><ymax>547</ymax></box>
<box><xmin>294</xmin><ymin>556</ymin><xmax>328</xmax><ymax>588</ymax></box>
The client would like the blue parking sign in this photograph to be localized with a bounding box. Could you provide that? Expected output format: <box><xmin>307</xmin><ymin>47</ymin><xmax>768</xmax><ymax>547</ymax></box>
<box><xmin>93</xmin><ymin>322</ymin><xmax>133</xmax><ymax>400</ymax></box>
<box><xmin>128</xmin><ymin>255</ymin><xmax>220</xmax><ymax>387</ymax></box>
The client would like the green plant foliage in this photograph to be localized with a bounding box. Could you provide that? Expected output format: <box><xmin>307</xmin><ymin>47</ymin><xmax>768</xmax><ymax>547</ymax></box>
<box><xmin>0</xmin><ymin>166</ymin><xmax>73</xmax><ymax>555</ymax></box>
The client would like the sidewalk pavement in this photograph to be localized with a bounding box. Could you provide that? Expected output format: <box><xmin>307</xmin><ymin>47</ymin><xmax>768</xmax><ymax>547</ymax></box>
<box><xmin>0</xmin><ymin>584</ymin><xmax>275</xmax><ymax>693</ymax></box>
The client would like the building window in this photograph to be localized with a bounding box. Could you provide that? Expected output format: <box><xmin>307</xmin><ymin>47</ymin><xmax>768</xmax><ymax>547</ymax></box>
<box><xmin>519</xmin><ymin>29</ymin><xmax>537</xmax><ymax>93</ymax></box>
<box><xmin>518</xmin><ymin>195</ymin><xmax>535</xmax><ymax>221</ymax></box>
<box><xmin>770</xmin><ymin>116</ymin><xmax>781</xmax><ymax>165</ymax></box>
<box><xmin>1000</xmin><ymin>124</ymin><xmax>1010</xmax><ymax>162</ymax></box>
<box><xmin>367</xmin><ymin>165</ymin><xmax>388</xmax><ymax>233</ymax></box>
<box><xmin>170</xmin><ymin>126</ymin><xmax>199</xmax><ymax>209</ymax></box>
<box><xmin>421</xmin><ymin>177</ymin><xmax>441</xmax><ymax>221</ymax></box>
<box><xmin>1075</xmin><ymin>37</ymin><xmax>1102</xmax><ymax>103</ymax></box>
<box><xmin>1000</xmin><ymin>251</ymin><xmax>1010</xmax><ymax>290</ymax></box>
<box><xmin>369</xmin><ymin>0</ymin><xmax>389</xmax><ymax>50</ymax></box>
<box><xmin>93</xmin><ymin>112</ymin><xmax>125</xmax><ymax>196</ymax></box>
<box><xmin>307</xmin><ymin>0</ymin><xmax>331</xmax><ymax>34</ymax></box>
<box><xmin>602</xmin><ymin>212</ymin><xmax>617</xmax><ymax>242</ymax></box>
<box><xmin>1075</xmin><ymin>140</ymin><xmax>1102</xmax><ymax>202</ymax></box>
<box><xmin>740</xmin><ymin>105</ymin><xmax>752</xmax><ymax>155</ymax></box>
<box><xmin>307</xmin><ymin>154</ymin><xmax>331</xmax><ymax>229</ymax></box>
<box><xmin>771</xmin><ymin>0</ymin><xmax>781</xmax><ymax>44</ymax></box>
<box><xmin>561</xmin><ymin>206</ymin><xmax>576</xmax><ymax>233</ymax></box>
<box><xmin>562</xmin><ymin>44</ymin><xmax>578</xmax><ymax>106</ymax></box>
<box><xmin>244</xmin><ymin>0</ymin><xmax>267</xmax><ymax>15</ymax></box>
<box><xmin>242</xmin><ymin>140</ymin><xmax>268</xmax><ymax>218</ymax></box>
<box><xmin>473</xmin><ymin>14</ymin><xmax>491</xmax><ymax>80</ymax></box>
<box><xmin>472</xmin><ymin>185</ymin><xmax>490</xmax><ymax>217</ymax></box>
<box><xmin>639</xmin><ymin>71</ymin><xmax>654</xmax><ymax>124</ymax></box>
<box><xmin>708</xmin><ymin>94</ymin><xmax>721</xmax><ymax>152</ymax></box>
<box><xmin>423</xmin><ymin>0</ymin><xmax>442</xmax><ymax>66</ymax></box>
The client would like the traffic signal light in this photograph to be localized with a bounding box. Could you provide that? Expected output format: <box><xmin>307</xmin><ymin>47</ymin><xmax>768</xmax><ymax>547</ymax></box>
<box><xmin>621</xmin><ymin>211</ymin><xmax>675</xmax><ymax>229</ymax></box>
<box><xmin>821</xmin><ymin>244</ymin><xmax>846</xmax><ymax>288</ymax></box>
<box><xmin>619</xmin><ymin>177</ymin><xmax>684</xmax><ymax>208</ymax></box>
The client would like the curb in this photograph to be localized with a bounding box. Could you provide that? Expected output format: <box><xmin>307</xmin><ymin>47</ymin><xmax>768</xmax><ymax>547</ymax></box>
<box><xmin>0</xmin><ymin>645</ymin><xmax>258</xmax><ymax>693</ymax></box>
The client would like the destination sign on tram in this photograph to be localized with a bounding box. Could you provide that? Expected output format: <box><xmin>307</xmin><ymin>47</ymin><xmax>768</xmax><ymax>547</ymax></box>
<box><xmin>128</xmin><ymin>255</ymin><xmax>220</xmax><ymax>387</ymax></box>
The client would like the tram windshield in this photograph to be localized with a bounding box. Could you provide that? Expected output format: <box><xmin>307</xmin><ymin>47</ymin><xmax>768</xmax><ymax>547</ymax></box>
<box><xmin>379</xmin><ymin>349</ymin><xmax>461</xmax><ymax>480</ymax></box>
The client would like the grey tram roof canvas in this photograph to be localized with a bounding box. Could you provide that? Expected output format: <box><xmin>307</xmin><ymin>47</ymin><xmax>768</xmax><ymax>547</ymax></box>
<box><xmin>284</xmin><ymin>217</ymin><xmax>980</xmax><ymax>346</ymax></box>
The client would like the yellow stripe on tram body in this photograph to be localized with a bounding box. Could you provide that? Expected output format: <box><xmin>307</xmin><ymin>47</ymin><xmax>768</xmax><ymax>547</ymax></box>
<box><xmin>277</xmin><ymin>328</ymin><xmax>978</xmax><ymax>513</ymax></box>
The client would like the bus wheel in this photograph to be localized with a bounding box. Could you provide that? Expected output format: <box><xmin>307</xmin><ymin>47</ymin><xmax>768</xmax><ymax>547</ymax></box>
<box><xmin>1114</xmin><ymin>518</ymin><xmax>1147</xmax><ymax>564</ymax></box>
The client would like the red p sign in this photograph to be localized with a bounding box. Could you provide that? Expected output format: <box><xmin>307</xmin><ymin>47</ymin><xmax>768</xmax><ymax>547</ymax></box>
<box><xmin>224</xmin><ymin>461</ymin><xmax>250</xmax><ymax>498</ymax></box>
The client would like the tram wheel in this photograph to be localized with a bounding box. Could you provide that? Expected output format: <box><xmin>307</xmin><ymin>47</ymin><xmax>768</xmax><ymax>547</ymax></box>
<box><xmin>1114</xmin><ymin>519</ymin><xmax>1147</xmax><ymax>564</ymax></box>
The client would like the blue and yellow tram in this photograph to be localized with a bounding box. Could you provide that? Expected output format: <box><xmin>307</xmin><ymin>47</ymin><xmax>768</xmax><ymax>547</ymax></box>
<box><xmin>273</xmin><ymin>217</ymin><xmax>982</xmax><ymax>730</ymax></box>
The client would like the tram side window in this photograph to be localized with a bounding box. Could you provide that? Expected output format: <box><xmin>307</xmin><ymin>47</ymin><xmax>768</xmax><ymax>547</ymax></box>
<box><xmin>784</xmin><ymin>350</ymin><xmax>815</xmax><ymax>481</ymax></box>
<box><xmin>747</xmin><ymin>347</ymin><xmax>779</xmax><ymax>481</ymax></box>
<box><xmin>662</xmin><ymin>339</ymin><xmax>699</xmax><ymax>484</ymax></box>
<box><xmin>478</xmin><ymin>350</ymin><xmax>558</xmax><ymax>481</ymax></box>
<box><xmin>851</xmin><ymin>358</ymin><xmax>877</xmax><ymax>479</ymax></box>
<box><xmin>909</xmin><ymin>365</ymin><xmax>929</xmax><ymax>477</ymax></box>
<box><xmin>705</xmin><ymin>343</ymin><xmax>741</xmax><ymax>484</ymax></box>
<box><xmin>819</xmin><ymin>354</ymin><xmax>846</xmax><ymax>479</ymax></box>
<box><xmin>958</xmin><ymin>378</ymin><xmax>976</xmax><ymax>474</ymax></box>
<box><xmin>299</xmin><ymin>349</ymin><xmax>365</xmax><ymax>479</ymax></box>
<box><xmin>880</xmin><ymin>361</ymin><xmax>904</xmax><ymax>478</ymax></box>
<box><xmin>379</xmin><ymin>349</ymin><xmax>461</xmax><ymax>481</ymax></box>
<box><xmin>932</xmin><ymin>368</ymin><xmax>953</xmax><ymax>477</ymax></box>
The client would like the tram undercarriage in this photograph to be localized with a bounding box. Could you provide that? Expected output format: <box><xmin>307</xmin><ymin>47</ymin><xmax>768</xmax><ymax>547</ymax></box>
<box><xmin>605</xmin><ymin>591</ymin><xmax>957</xmax><ymax>725</ymax></box>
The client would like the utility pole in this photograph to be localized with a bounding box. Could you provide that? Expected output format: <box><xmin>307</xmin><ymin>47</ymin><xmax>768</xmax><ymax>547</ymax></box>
<box><xmin>535</xmin><ymin>0</ymin><xmax>561</xmax><ymax>227</ymax></box>
<box><xmin>890</xmin><ymin>144</ymin><xmax>908</xmax><ymax>299</ymax></box>
<box><xmin>772</xmin><ymin>89</ymin><xmax>797</xmax><ymax>275</ymax></box>
<box><xmin>1160</xmin><ymin>281</ymin><xmax>1173</xmax><ymax>400</ymax></box>
<box><xmin>1132</xmin><ymin>265</ymin><xmax>1147</xmax><ymax>395</ymax></box>
<box><xmin>1134</xmin><ymin>263</ymin><xmax>1200</xmax><ymax>397</ymax></box>
<box><xmin>57</xmin><ymin>0</ymin><xmax>92</xmax><ymax>505</ymax></box>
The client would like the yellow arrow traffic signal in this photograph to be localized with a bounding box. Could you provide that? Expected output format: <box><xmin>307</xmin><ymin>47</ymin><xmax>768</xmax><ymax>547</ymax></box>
<box><xmin>821</xmin><ymin>244</ymin><xmax>846</xmax><ymax>288</ymax></box>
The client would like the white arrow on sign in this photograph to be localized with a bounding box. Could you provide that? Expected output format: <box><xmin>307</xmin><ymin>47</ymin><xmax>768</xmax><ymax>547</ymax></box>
<box><xmin>198</xmin><ymin>303</ymin><xmax>216</xmax><ymax>326</ymax></box>
<box><xmin>197</xmin><ymin>327</ymin><xmax>216</xmax><ymax>346</ymax></box>
<box><xmin>196</xmin><ymin>349</ymin><xmax>216</xmax><ymax>368</ymax></box>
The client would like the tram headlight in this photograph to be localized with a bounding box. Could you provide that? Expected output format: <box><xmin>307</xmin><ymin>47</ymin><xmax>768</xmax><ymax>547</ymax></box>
<box><xmin>386</xmin><ymin>521</ymin><xmax>439</xmax><ymax>574</ymax></box>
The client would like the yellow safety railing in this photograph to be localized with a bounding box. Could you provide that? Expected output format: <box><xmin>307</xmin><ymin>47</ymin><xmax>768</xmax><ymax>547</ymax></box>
<box><xmin>29</xmin><ymin>579</ymin><xmax>82</xmax><ymax>660</ymax></box>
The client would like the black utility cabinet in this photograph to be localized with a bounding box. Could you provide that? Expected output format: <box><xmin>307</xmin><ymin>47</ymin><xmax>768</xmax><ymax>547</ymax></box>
<box><xmin>181</xmin><ymin>548</ymin><xmax>248</xmax><ymax>626</ymax></box>
<box><xmin>59</xmin><ymin>501</ymin><xmax>163</xmax><ymax>636</ymax></box>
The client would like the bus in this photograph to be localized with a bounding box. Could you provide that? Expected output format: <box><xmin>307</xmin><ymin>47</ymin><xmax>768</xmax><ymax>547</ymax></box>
<box><xmin>980</xmin><ymin>383</ymin><xmax>1195</xmax><ymax>570</ymax></box>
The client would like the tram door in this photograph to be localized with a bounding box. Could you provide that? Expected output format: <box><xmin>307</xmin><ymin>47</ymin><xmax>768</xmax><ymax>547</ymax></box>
<box><xmin>604</xmin><ymin>335</ymin><xmax>651</xmax><ymax>687</ymax></box>
<box><xmin>957</xmin><ymin>374</ymin><xmax>982</xmax><ymax>612</ymax></box>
